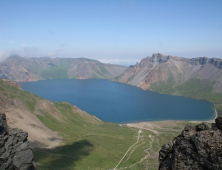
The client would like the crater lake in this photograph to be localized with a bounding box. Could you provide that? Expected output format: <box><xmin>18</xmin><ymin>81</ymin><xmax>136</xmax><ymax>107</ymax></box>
<box><xmin>20</xmin><ymin>79</ymin><xmax>215</xmax><ymax>123</ymax></box>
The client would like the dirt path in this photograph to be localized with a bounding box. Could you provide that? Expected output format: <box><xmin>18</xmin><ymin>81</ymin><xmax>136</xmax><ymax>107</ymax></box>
<box><xmin>125</xmin><ymin>122</ymin><xmax>159</xmax><ymax>134</ymax></box>
<box><xmin>113</xmin><ymin>130</ymin><xmax>142</xmax><ymax>170</ymax></box>
<box><xmin>124</xmin><ymin>141</ymin><xmax>145</xmax><ymax>163</ymax></box>
<box><xmin>119</xmin><ymin>136</ymin><xmax>156</xmax><ymax>169</ymax></box>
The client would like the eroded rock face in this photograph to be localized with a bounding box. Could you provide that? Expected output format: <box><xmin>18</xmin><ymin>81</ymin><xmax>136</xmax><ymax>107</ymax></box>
<box><xmin>159</xmin><ymin>118</ymin><xmax>222</xmax><ymax>170</ymax></box>
<box><xmin>0</xmin><ymin>113</ymin><xmax>36</xmax><ymax>170</ymax></box>
<box><xmin>2</xmin><ymin>79</ymin><xmax>23</xmax><ymax>90</ymax></box>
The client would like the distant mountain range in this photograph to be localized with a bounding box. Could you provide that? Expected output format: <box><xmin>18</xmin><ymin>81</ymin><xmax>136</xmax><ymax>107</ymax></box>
<box><xmin>0</xmin><ymin>55</ymin><xmax>127</xmax><ymax>81</ymax></box>
<box><xmin>113</xmin><ymin>53</ymin><xmax>222</xmax><ymax>112</ymax></box>
<box><xmin>1</xmin><ymin>53</ymin><xmax>222</xmax><ymax>112</ymax></box>
<box><xmin>1</xmin><ymin>53</ymin><xmax>221</xmax><ymax>169</ymax></box>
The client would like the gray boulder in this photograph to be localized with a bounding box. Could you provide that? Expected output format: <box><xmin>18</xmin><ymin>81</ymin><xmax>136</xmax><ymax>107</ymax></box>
<box><xmin>159</xmin><ymin>120</ymin><xmax>222</xmax><ymax>170</ymax></box>
<box><xmin>0</xmin><ymin>113</ymin><xmax>36</xmax><ymax>170</ymax></box>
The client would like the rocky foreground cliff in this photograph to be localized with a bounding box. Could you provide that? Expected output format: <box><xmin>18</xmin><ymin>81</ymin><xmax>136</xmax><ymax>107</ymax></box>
<box><xmin>0</xmin><ymin>55</ymin><xmax>127</xmax><ymax>81</ymax></box>
<box><xmin>0</xmin><ymin>113</ymin><xmax>36</xmax><ymax>170</ymax></box>
<box><xmin>159</xmin><ymin>117</ymin><xmax>222</xmax><ymax>170</ymax></box>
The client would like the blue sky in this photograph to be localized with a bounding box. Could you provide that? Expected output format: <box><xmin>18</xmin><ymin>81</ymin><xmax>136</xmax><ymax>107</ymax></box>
<box><xmin>0</xmin><ymin>0</ymin><xmax>221</xmax><ymax>65</ymax></box>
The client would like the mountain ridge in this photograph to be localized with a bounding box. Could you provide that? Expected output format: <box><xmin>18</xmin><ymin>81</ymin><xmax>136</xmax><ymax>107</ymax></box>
<box><xmin>113</xmin><ymin>53</ymin><xmax>222</xmax><ymax>112</ymax></box>
<box><xmin>114</xmin><ymin>53</ymin><xmax>222</xmax><ymax>92</ymax></box>
<box><xmin>0</xmin><ymin>55</ymin><xmax>127</xmax><ymax>82</ymax></box>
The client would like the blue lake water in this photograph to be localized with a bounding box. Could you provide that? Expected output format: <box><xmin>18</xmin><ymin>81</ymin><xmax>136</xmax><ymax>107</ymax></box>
<box><xmin>20</xmin><ymin>79</ymin><xmax>215</xmax><ymax>123</ymax></box>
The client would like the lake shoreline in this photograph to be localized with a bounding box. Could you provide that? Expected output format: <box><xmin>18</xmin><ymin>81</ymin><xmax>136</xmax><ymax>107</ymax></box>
<box><xmin>189</xmin><ymin>108</ymin><xmax>217</xmax><ymax>123</ymax></box>
<box><xmin>113</xmin><ymin>80</ymin><xmax>220</xmax><ymax>121</ymax></box>
<box><xmin>124</xmin><ymin>109</ymin><xmax>217</xmax><ymax>131</ymax></box>
<box><xmin>21</xmin><ymin>79</ymin><xmax>216</xmax><ymax>124</ymax></box>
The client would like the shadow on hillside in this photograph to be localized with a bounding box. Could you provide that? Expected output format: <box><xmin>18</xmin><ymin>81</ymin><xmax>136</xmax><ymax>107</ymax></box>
<box><xmin>33</xmin><ymin>139</ymin><xmax>93</xmax><ymax>169</ymax></box>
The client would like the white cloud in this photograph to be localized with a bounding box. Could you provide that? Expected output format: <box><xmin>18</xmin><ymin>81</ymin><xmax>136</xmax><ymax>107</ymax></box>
<box><xmin>0</xmin><ymin>51</ymin><xmax>10</xmax><ymax>62</ymax></box>
<box><xmin>47</xmin><ymin>48</ymin><xmax>64</xmax><ymax>57</ymax></box>
<box><xmin>21</xmin><ymin>45</ymin><xmax>39</xmax><ymax>57</ymax></box>
<box><xmin>0</xmin><ymin>45</ymin><xmax>146</xmax><ymax>66</ymax></box>
<box><xmin>99</xmin><ymin>59</ymin><xmax>139</xmax><ymax>66</ymax></box>
<box><xmin>47</xmin><ymin>52</ymin><xmax>57</xmax><ymax>57</ymax></box>
<box><xmin>0</xmin><ymin>44</ymin><xmax>66</xmax><ymax>61</ymax></box>
<box><xmin>0</xmin><ymin>45</ymin><xmax>41</xmax><ymax>62</ymax></box>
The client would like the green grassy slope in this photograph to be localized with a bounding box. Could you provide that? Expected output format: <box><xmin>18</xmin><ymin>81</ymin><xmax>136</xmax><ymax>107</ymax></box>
<box><xmin>1</xmin><ymin>79</ymin><xmax>180</xmax><ymax>169</ymax></box>
<box><xmin>175</xmin><ymin>78</ymin><xmax>222</xmax><ymax>111</ymax></box>
<box><xmin>149</xmin><ymin>78</ymin><xmax>222</xmax><ymax>112</ymax></box>
<box><xmin>40</xmin><ymin>66</ymin><xmax>70</xmax><ymax>79</ymax></box>
<box><xmin>150</xmin><ymin>75</ymin><xmax>176</xmax><ymax>94</ymax></box>
<box><xmin>0</xmin><ymin>79</ymin><xmax>40</xmax><ymax>112</ymax></box>
<box><xmin>149</xmin><ymin>65</ymin><xmax>185</xmax><ymax>95</ymax></box>
<box><xmin>34</xmin><ymin>118</ymin><xmax>186</xmax><ymax>170</ymax></box>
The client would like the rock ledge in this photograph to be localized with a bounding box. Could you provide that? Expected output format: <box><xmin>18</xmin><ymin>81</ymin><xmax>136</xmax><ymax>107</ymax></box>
<box><xmin>0</xmin><ymin>113</ymin><xmax>36</xmax><ymax>170</ymax></box>
<box><xmin>159</xmin><ymin>117</ymin><xmax>222</xmax><ymax>170</ymax></box>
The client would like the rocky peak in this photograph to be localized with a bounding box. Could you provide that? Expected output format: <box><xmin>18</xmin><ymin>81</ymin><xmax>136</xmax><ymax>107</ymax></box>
<box><xmin>135</xmin><ymin>57</ymin><xmax>153</xmax><ymax>68</ymax></box>
<box><xmin>149</xmin><ymin>53</ymin><xmax>180</xmax><ymax>63</ymax></box>
<box><xmin>0</xmin><ymin>113</ymin><xmax>36</xmax><ymax>170</ymax></box>
<box><xmin>135</xmin><ymin>53</ymin><xmax>183</xmax><ymax>69</ymax></box>
<box><xmin>150</xmin><ymin>53</ymin><xmax>169</xmax><ymax>63</ymax></box>
<box><xmin>209</xmin><ymin>58</ymin><xmax>222</xmax><ymax>69</ymax></box>
<box><xmin>159</xmin><ymin>117</ymin><xmax>222</xmax><ymax>170</ymax></box>
<box><xmin>188</xmin><ymin>57</ymin><xmax>208</xmax><ymax>66</ymax></box>
<box><xmin>188</xmin><ymin>57</ymin><xmax>222</xmax><ymax>69</ymax></box>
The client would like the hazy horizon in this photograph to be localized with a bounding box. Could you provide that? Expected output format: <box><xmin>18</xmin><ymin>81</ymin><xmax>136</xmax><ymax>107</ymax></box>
<box><xmin>0</xmin><ymin>0</ymin><xmax>221</xmax><ymax>65</ymax></box>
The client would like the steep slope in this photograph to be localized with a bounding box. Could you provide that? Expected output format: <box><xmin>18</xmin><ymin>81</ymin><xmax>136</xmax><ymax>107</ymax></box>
<box><xmin>114</xmin><ymin>53</ymin><xmax>222</xmax><ymax>111</ymax></box>
<box><xmin>0</xmin><ymin>78</ymin><xmax>100</xmax><ymax>148</ymax></box>
<box><xmin>0</xmin><ymin>79</ymin><xmax>160</xmax><ymax>169</ymax></box>
<box><xmin>0</xmin><ymin>55</ymin><xmax>127</xmax><ymax>81</ymax></box>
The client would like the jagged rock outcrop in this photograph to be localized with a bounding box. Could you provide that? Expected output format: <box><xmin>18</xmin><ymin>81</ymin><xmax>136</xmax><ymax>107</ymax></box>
<box><xmin>113</xmin><ymin>53</ymin><xmax>222</xmax><ymax>93</ymax></box>
<box><xmin>0</xmin><ymin>113</ymin><xmax>36</xmax><ymax>170</ymax></box>
<box><xmin>189</xmin><ymin>57</ymin><xmax>222</xmax><ymax>69</ymax></box>
<box><xmin>159</xmin><ymin>117</ymin><xmax>222</xmax><ymax>170</ymax></box>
